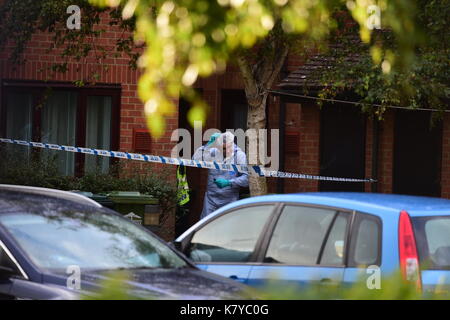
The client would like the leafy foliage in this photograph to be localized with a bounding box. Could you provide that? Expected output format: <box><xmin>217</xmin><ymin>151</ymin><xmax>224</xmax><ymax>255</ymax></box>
<box><xmin>0</xmin><ymin>0</ymin><xmax>422</xmax><ymax>137</ymax></box>
<box><xmin>315</xmin><ymin>1</ymin><xmax>449</xmax><ymax>119</ymax></box>
<box><xmin>84</xmin><ymin>270</ymin><xmax>450</xmax><ymax>300</ymax></box>
<box><xmin>258</xmin><ymin>271</ymin><xmax>450</xmax><ymax>300</ymax></box>
<box><xmin>0</xmin><ymin>146</ymin><xmax>178</xmax><ymax>212</ymax></box>
<box><xmin>0</xmin><ymin>0</ymin><xmax>440</xmax><ymax>137</ymax></box>
<box><xmin>87</xmin><ymin>0</ymin><xmax>422</xmax><ymax>136</ymax></box>
<box><xmin>0</xmin><ymin>146</ymin><xmax>78</xmax><ymax>190</ymax></box>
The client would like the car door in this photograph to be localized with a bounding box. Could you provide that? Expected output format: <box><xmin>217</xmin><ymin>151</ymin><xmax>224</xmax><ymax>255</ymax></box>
<box><xmin>183</xmin><ymin>204</ymin><xmax>276</xmax><ymax>284</ymax></box>
<box><xmin>342</xmin><ymin>212</ymin><xmax>383</xmax><ymax>286</ymax></box>
<box><xmin>247</xmin><ymin>204</ymin><xmax>351</xmax><ymax>289</ymax></box>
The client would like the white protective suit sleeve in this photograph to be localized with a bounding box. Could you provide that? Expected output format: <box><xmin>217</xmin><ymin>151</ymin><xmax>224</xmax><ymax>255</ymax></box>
<box><xmin>229</xmin><ymin>149</ymin><xmax>249</xmax><ymax>188</ymax></box>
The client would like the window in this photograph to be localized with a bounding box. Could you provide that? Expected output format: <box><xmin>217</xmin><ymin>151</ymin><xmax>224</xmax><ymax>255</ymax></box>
<box><xmin>187</xmin><ymin>205</ymin><xmax>274</xmax><ymax>263</ymax></box>
<box><xmin>1</xmin><ymin>83</ymin><xmax>120</xmax><ymax>176</ymax></box>
<box><xmin>320</xmin><ymin>213</ymin><xmax>350</xmax><ymax>266</ymax></box>
<box><xmin>5</xmin><ymin>91</ymin><xmax>33</xmax><ymax>160</ymax></box>
<box><xmin>349</xmin><ymin>213</ymin><xmax>382</xmax><ymax>266</ymax></box>
<box><xmin>0</xmin><ymin>209</ymin><xmax>188</xmax><ymax>271</ymax></box>
<box><xmin>424</xmin><ymin>218</ymin><xmax>450</xmax><ymax>268</ymax></box>
<box><xmin>41</xmin><ymin>91</ymin><xmax>77</xmax><ymax>175</ymax></box>
<box><xmin>264</xmin><ymin>205</ymin><xmax>338</xmax><ymax>265</ymax></box>
<box><xmin>220</xmin><ymin>90</ymin><xmax>248</xmax><ymax>131</ymax></box>
<box><xmin>413</xmin><ymin>216</ymin><xmax>450</xmax><ymax>269</ymax></box>
<box><xmin>0</xmin><ymin>244</ymin><xmax>19</xmax><ymax>275</ymax></box>
<box><xmin>85</xmin><ymin>96</ymin><xmax>113</xmax><ymax>174</ymax></box>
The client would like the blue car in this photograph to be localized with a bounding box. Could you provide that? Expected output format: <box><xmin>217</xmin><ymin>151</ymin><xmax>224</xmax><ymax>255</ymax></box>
<box><xmin>0</xmin><ymin>185</ymin><xmax>251</xmax><ymax>300</ymax></box>
<box><xmin>175</xmin><ymin>192</ymin><xmax>450</xmax><ymax>292</ymax></box>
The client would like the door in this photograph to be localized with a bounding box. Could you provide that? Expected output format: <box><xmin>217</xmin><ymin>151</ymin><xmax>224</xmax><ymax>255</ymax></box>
<box><xmin>248</xmin><ymin>205</ymin><xmax>350</xmax><ymax>289</ymax></box>
<box><xmin>177</xmin><ymin>94</ymin><xmax>204</xmax><ymax>229</ymax></box>
<box><xmin>220</xmin><ymin>90</ymin><xmax>250</xmax><ymax>197</ymax></box>
<box><xmin>342</xmin><ymin>212</ymin><xmax>382</xmax><ymax>286</ymax></box>
<box><xmin>184</xmin><ymin>204</ymin><xmax>275</xmax><ymax>284</ymax></box>
<box><xmin>320</xmin><ymin>104</ymin><xmax>366</xmax><ymax>191</ymax></box>
<box><xmin>393</xmin><ymin>110</ymin><xmax>442</xmax><ymax>197</ymax></box>
<box><xmin>220</xmin><ymin>90</ymin><xmax>248</xmax><ymax>132</ymax></box>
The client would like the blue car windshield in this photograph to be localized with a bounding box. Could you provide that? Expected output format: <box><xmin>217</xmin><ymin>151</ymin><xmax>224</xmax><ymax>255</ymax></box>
<box><xmin>0</xmin><ymin>210</ymin><xmax>187</xmax><ymax>272</ymax></box>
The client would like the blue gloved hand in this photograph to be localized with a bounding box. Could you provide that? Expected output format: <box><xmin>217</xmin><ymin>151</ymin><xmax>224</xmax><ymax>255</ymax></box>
<box><xmin>206</xmin><ymin>133</ymin><xmax>221</xmax><ymax>146</ymax></box>
<box><xmin>214</xmin><ymin>178</ymin><xmax>231</xmax><ymax>188</ymax></box>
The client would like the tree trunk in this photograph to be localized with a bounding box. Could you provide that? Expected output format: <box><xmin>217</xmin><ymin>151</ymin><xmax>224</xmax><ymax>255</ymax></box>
<box><xmin>246</xmin><ymin>93</ymin><xmax>269</xmax><ymax>196</ymax></box>
<box><xmin>236</xmin><ymin>29</ymin><xmax>289</xmax><ymax>196</ymax></box>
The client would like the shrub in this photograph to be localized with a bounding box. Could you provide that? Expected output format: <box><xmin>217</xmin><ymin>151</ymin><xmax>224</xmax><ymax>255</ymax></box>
<box><xmin>0</xmin><ymin>146</ymin><xmax>178</xmax><ymax>213</ymax></box>
<box><xmin>0</xmin><ymin>146</ymin><xmax>77</xmax><ymax>190</ymax></box>
<box><xmin>84</xmin><ymin>271</ymin><xmax>450</xmax><ymax>300</ymax></box>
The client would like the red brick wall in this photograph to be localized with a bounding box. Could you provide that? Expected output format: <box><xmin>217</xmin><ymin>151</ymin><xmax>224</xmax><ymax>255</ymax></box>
<box><xmin>0</xmin><ymin>13</ymin><xmax>177</xmax><ymax>158</ymax></box>
<box><xmin>296</xmin><ymin>103</ymin><xmax>320</xmax><ymax>192</ymax></box>
<box><xmin>192</xmin><ymin>72</ymin><xmax>449</xmax><ymax>206</ymax></box>
<box><xmin>365</xmin><ymin>118</ymin><xmax>374</xmax><ymax>192</ymax></box>
<box><xmin>186</xmin><ymin>67</ymin><xmax>450</xmax><ymax>229</ymax></box>
<box><xmin>0</xmin><ymin>13</ymin><xmax>178</xmax><ymax>239</ymax></box>
<box><xmin>377</xmin><ymin>110</ymin><xmax>395</xmax><ymax>194</ymax></box>
<box><xmin>267</xmin><ymin>101</ymin><xmax>320</xmax><ymax>193</ymax></box>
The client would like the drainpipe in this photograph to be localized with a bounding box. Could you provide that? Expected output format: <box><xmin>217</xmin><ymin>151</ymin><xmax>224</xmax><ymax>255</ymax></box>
<box><xmin>371</xmin><ymin>118</ymin><xmax>379</xmax><ymax>193</ymax></box>
<box><xmin>277</xmin><ymin>96</ymin><xmax>286</xmax><ymax>194</ymax></box>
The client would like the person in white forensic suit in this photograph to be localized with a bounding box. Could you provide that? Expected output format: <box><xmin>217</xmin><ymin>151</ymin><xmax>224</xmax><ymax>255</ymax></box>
<box><xmin>192</xmin><ymin>131</ymin><xmax>248</xmax><ymax>219</ymax></box>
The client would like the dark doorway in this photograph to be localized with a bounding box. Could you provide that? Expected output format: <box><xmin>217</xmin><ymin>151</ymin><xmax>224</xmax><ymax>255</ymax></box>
<box><xmin>393</xmin><ymin>110</ymin><xmax>442</xmax><ymax>197</ymax></box>
<box><xmin>178</xmin><ymin>96</ymin><xmax>196</xmax><ymax>157</ymax></box>
<box><xmin>176</xmin><ymin>94</ymin><xmax>203</xmax><ymax>236</ymax></box>
<box><xmin>221</xmin><ymin>90</ymin><xmax>248</xmax><ymax>131</ymax></box>
<box><xmin>319</xmin><ymin>104</ymin><xmax>366</xmax><ymax>191</ymax></box>
<box><xmin>220</xmin><ymin>89</ymin><xmax>250</xmax><ymax>198</ymax></box>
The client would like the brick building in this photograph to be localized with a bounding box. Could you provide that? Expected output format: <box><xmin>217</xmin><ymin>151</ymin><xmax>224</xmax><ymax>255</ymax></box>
<box><xmin>1</xmin><ymin>10</ymin><xmax>449</xmax><ymax>238</ymax></box>
<box><xmin>0</xmin><ymin>12</ymin><xmax>179</xmax><ymax>239</ymax></box>
<box><xmin>180</xmin><ymin>52</ymin><xmax>450</xmax><ymax>229</ymax></box>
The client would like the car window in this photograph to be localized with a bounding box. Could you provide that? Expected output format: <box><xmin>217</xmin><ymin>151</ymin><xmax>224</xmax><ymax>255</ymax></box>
<box><xmin>0</xmin><ymin>244</ymin><xmax>19</xmax><ymax>274</ymax></box>
<box><xmin>264</xmin><ymin>205</ymin><xmax>337</xmax><ymax>265</ymax></box>
<box><xmin>320</xmin><ymin>213</ymin><xmax>350</xmax><ymax>266</ymax></box>
<box><xmin>350</xmin><ymin>214</ymin><xmax>381</xmax><ymax>266</ymax></box>
<box><xmin>187</xmin><ymin>205</ymin><xmax>274</xmax><ymax>263</ymax></box>
<box><xmin>0</xmin><ymin>209</ymin><xmax>188</xmax><ymax>271</ymax></box>
<box><xmin>421</xmin><ymin>217</ymin><xmax>450</xmax><ymax>268</ymax></box>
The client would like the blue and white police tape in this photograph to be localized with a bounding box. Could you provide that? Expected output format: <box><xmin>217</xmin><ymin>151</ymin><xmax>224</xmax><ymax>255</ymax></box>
<box><xmin>0</xmin><ymin>138</ymin><xmax>376</xmax><ymax>183</ymax></box>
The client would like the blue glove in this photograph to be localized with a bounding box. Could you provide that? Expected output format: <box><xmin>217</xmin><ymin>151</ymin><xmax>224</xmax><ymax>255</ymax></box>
<box><xmin>207</xmin><ymin>133</ymin><xmax>221</xmax><ymax>146</ymax></box>
<box><xmin>214</xmin><ymin>178</ymin><xmax>231</xmax><ymax>188</ymax></box>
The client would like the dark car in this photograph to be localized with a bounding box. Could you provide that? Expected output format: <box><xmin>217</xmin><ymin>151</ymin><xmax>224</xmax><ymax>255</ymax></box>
<box><xmin>0</xmin><ymin>184</ymin><xmax>251</xmax><ymax>300</ymax></box>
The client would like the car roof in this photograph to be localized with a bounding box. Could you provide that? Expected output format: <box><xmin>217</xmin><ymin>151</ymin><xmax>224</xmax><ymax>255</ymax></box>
<box><xmin>0</xmin><ymin>184</ymin><xmax>102</xmax><ymax>209</ymax></box>
<box><xmin>214</xmin><ymin>192</ymin><xmax>450</xmax><ymax>217</ymax></box>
